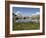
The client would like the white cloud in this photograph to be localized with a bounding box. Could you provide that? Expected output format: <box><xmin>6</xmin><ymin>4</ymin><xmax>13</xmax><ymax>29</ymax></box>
<box><xmin>32</xmin><ymin>14</ymin><xmax>35</xmax><ymax>16</ymax></box>
<box><xmin>15</xmin><ymin>11</ymin><xmax>22</xmax><ymax>16</ymax></box>
<box><xmin>31</xmin><ymin>12</ymin><xmax>40</xmax><ymax>16</ymax></box>
<box><xmin>15</xmin><ymin>11</ymin><xmax>20</xmax><ymax>15</ymax></box>
<box><xmin>36</xmin><ymin>12</ymin><xmax>40</xmax><ymax>15</ymax></box>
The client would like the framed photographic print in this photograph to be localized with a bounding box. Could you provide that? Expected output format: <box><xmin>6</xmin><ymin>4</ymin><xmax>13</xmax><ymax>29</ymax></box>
<box><xmin>5</xmin><ymin>1</ymin><xmax>45</xmax><ymax>37</ymax></box>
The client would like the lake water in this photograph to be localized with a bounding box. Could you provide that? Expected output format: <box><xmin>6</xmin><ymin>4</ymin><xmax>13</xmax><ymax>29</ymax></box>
<box><xmin>16</xmin><ymin>19</ymin><xmax>39</xmax><ymax>23</ymax></box>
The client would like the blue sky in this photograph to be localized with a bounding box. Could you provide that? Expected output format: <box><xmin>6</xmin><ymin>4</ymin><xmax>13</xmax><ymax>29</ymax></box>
<box><xmin>13</xmin><ymin>7</ymin><xmax>40</xmax><ymax>17</ymax></box>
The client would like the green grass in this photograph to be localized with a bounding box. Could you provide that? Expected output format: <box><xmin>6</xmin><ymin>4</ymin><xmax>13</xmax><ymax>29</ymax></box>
<box><xmin>13</xmin><ymin>22</ymin><xmax>40</xmax><ymax>31</ymax></box>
